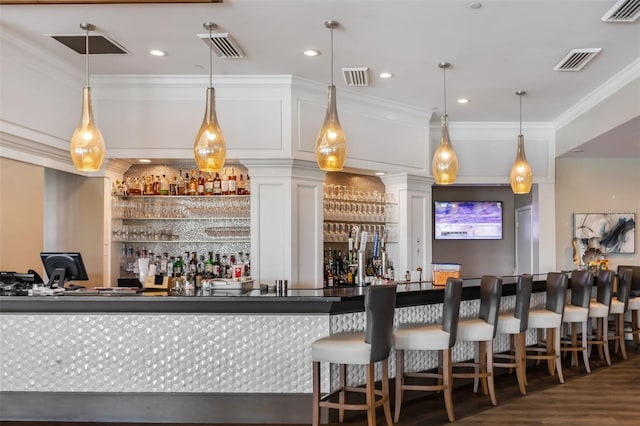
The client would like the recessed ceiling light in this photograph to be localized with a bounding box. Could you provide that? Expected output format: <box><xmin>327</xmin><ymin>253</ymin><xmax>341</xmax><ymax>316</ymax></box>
<box><xmin>304</xmin><ymin>49</ymin><xmax>320</xmax><ymax>57</ymax></box>
<box><xmin>573</xmin><ymin>148</ymin><xmax>584</xmax><ymax>153</ymax></box>
<box><xmin>379</xmin><ymin>72</ymin><xmax>393</xmax><ymax>79</ymax></box>
<box><xmin>138</xmin><ymin>159</ymin><xmax>152</xmax><ymax>163</ymax></box>
<box><xmin>149</xmin><ymin>49</ymin><xmax>167</xmax><ymax>57</ymax></box>
<box><xmin>470</xmin><ymin>2</ymin><xmax>482</xmax><ymax>9</ymax></box>
<box><xmin>457</xmin><ymin>98</ymin><xmax>470</xmax><ymax>104</ymax></box>
<box><xmin>375</xmin><ymin>172</ymin><xmax>386</xmax><ymax>176</ymax></box>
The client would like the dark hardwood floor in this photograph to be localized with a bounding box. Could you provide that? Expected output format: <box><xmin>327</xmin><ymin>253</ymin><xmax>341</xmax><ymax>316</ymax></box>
<box><xmin>2</xmin><ymin>344</ymin><xmax>639</xmax><ymax>426</ymax></box>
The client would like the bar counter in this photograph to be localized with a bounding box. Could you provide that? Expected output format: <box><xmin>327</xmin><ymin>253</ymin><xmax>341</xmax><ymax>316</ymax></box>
<box><xmin>0</xmin><ymin>276</ymin><xmax>548</xmax><ymax>424</ymax></box>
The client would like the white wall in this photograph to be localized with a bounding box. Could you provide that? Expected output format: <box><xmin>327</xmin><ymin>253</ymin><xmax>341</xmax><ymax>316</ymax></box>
<box><xmin>555</xmin><ymin>157</ymin><xmax>640</xmax><ymax>272</ymax></box>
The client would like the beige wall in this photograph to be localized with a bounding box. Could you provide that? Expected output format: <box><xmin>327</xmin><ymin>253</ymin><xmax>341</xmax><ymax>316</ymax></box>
<box><xmin>555</xmin><ymin>157</ymin><xmax>640</xmax><ymax>271</ymax></box>
<box><xmin>0</xmin><ymin>157</ymin><xmax>44</xmax><ymax>272</ymax></box>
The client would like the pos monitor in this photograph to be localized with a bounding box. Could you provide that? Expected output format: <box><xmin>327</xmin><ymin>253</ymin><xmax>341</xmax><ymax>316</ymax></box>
<box><xmin>40</xmin><ymin>252</ymin><xmax>89</xmax><ymax>289</ymax></box>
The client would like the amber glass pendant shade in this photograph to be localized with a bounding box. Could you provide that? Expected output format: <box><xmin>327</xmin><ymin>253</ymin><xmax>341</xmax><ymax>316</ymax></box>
<box><xmin>194</xmin><ymin>87</ymin><xmax>226</xmax><ymax>172</ymax></box>
<box><xmin>510</xmin><ymin>134</ymin><xmax>533</xmax><ymax>194</ymax></box>
<box><xmin>316</xmin><ymin>85</ymin><xmax>347</xmax><ymax>171</ymax></box>
<box><xmin>431</xmin><ymin>114</ymin><xmax>458</xmax><ymax>185</ymax></box>
<box><xmin>70</xmin><ymin>86</ymin><xmax>106</xmax><ymax>172</ymax></box>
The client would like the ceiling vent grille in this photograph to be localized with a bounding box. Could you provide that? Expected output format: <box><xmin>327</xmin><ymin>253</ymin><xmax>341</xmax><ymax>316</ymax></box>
<box><xmin>601</xmin><ymin>0</ymin><xmax>640</xmax><ymax>22</ymax></box>
<box><xmin>342</xmin><ymin>67</ymin><xmax>369</xmax><ymax>86</ymax></box>
<box><xmin>553</xmin><ymin>48</ymin><xmax>602</xmax><ymax>71</ymax></box>
<box><xmin>198</xmin><ymin>32</ymin><xmax>245</xmax><ymax>58</ymax></box>
<box><xmin>50</xmin><ymin>34</ymin><xmax>128</xmax><ymax>55</ymax></box>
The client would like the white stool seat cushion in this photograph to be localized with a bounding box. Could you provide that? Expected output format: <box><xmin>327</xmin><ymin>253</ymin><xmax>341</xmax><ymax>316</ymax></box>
<box><xmin>457</xmin><ymin>318</ymin><xmax>494</xmax><ymax>342</ymax></box>
<box><xmin>629</xmin><ymin>298</ymin><xmax>640</xmax><ymax>310</ymax></box>
<box><xmin>563</xmin><ymin>305</ymin><xmax>589</xmax><ymax>322</ymax></box>
<box><xmin>394</xmin><ymin>323</ymin><xmax>450</xmax><ymax>351</ymax></box>
<box><xmin>311</xmin><ymin>332</ymin><xmax>370</xmax><ymax>364</ymax></box>
<box><xmin>588</xmin><ymin>301</ymin><xmax>609</xmax><ymax>318</ymax></box>
<box><xmin>497</xmin><ymin>313</ymin><xmax>521</xmax><ymax>335</ymax></box>
<box><xmin>609</xmin><ymin>298</ymin><xmax>625</xmax><ymax>314</ymax></box>
<box><xmin>528</xmin><ymin>309</ymin><xmax>562</xmax><ymax>328</ymax></box>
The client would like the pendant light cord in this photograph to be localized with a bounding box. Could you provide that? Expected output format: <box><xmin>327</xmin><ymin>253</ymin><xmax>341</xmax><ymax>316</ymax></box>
<box><xmin>330</xmin><ymin>25</ymin><xmax>334</xmax><ymax>86</ymax></box>
<box><xmin>519</xmin><ymin>94</ymin><xmax>522</xmax><ymax>135</ymax></box>
<box><xmin>85</xmin><ymin>26</ymin><xmax>89</xmax><ymax>87</ymax></box>
<box><xmin>209</xmin><ymin>28</ymin><xmax>213</xmax><ymax>89</ymax></box>
<box><xmin>442</xmin><ymin>66</ymin><xmax>447</xmax><ymax>115</ymax></box>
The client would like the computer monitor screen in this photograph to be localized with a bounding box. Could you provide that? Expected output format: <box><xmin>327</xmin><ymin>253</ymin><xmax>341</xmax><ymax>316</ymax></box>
<box><xmin>40</xmin><ymin>252</ymin><xmax>89</xmax><ymax>288</ymax></box>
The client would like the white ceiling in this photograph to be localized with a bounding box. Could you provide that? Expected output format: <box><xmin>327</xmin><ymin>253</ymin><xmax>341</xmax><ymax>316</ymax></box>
<box><xmin>1</xmin><ymin>0</ymin><xmax>639</xmax><ymax>156</ymax></box>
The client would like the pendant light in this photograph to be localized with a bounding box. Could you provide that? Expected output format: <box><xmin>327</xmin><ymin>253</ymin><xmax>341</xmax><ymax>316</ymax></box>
<box><xmin>69</xmin><ymin>22</ymin><xmax>106</xmax><ymax>172</ymax></box>
<box><xmin>510</xmin><ymin>90</ymin><xmax>533</xmax><ymax>194</ymax></box>
<box><xmin>194</xmin><ymin>22</ymin><xmax>226</xmax><ymax>173</ymax></box>
<box><xmin>431</xmin><ymin>62</ymin><xmax>458</xmax><ymax>185</ymax></box>
<box><xmin>315</xmin><ymin>20</ymin><xmax>347</xmax><ymax>172</ymax></box>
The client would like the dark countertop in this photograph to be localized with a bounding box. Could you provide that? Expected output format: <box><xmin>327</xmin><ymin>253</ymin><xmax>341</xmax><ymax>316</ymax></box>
<box><xmin>0</xmin><ymin>275</ymin><xmax>549</xmax><ymax>314</ymax></box>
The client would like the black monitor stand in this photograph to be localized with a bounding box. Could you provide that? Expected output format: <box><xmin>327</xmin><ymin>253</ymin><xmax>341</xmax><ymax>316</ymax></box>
<box><xmin>47</xmin><ymin>267</ymin><xmax>66</xmax><ymax>289</ymax></box>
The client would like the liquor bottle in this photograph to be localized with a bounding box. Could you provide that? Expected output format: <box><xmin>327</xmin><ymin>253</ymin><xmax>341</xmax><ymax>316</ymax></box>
<box><xmin>188</xmin><ymin>251</ymin><xmax>197</xmax><ymax>275</ymax></box>
<box><xmin>243</xmin><ymin>252</ymin><xmax>251</xmax><ymax>277</ymax></box>
<box><xmin>245</xmin><ymin>175</ymin><xmax>251</xmax><ymax>195</ymax></box>
<box><xmin>221</xmin><ymin>254</ymin><xmax>229</xmax><ymax>278</ymax></box>
<box><xmin>174</xmin><ymin>256</ymin><xmax>184</xmax><ymax>277</ymax></box>
<box><xmin>221</xmin><ymin>168</ymin><xmax>229</xmax><ymax>195</ymax></box>
<box><xmin>213</xmin><ymin>173</ymin><xmax>222</xmax><ymax>196</ymax></box>
<box><xmin>188</xmin><ymin>170</ymin><xmax>198</xmax><ymax>196</ymax></box>
<box><xmin>232</xmin><ymin>254</ymin><xmax>243</xmax><ymax>280</ymax></box>
<box><xmin>183</xmin><ymin>171</ymin><xmax>190</xmax><ymax>195</ymax></box>
<box><xmin>177</xmin><ymin>170</ymin><xmax>186</xmax><ymax>195</ymax></box>
<box><xmin>160</xmin><ymin>174</ymin><xmax>170</xmax><ymax>195</ymax></box>
<box><xmin>213</xmin><ymin>253</ymin><xmax>222</xmax><ymax>278</ymax></box>
<box><xmin>205</xmin><ymin>173</ymin><xmax>214</xmax><ymax>196</ymax></box>
<box><xmin>197</xmin><ymin>171</ymin><xmax>205</xmax><ymax>196</ymax></box>
<box><xmin>167</xmin><ymin>256</ymin><xmax>175</xmax><ymax>277</ymax></box>
<box><xmin>143</xmin><ymin>176</ymin><xmax>154</xmax><ymax>195</ymax></box>
<box><xmin>197</xmin><ymin>254</ymin><xmax>205</xmax><ymax>275</ymax></box>
<box><xmin>205</xmin><ymin>251</ymin><xmax>214</xmax><ymax>278</ymax></box>
<box><xmin>170</xmin><ymin>176</ymin><xmax>178</xmax><ymax>196</ymax></box>
<box><xmin>160</xmin><ymin>253</ymin><xmax>168</xmax><ymax>275</ymax></box>
<box><xmin>229</xmin><ymin>167</ymin><xmax>237</xmax><ymax>195</ymax></box>
<box><xmin>153</xmin><ymin>176</ymin><xmax>161</xmax><ymax>195</ymax></box>
<box><xmin>236</xmin><ymin>175</ymin><xmax>245</xmax><ymax>195</ymax></box>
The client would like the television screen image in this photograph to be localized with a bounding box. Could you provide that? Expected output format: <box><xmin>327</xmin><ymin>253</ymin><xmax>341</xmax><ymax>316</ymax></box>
<box><xmin>434</xmin><ymin>201</ymin><xmax>503</xmax><ymax>240</ymax></box>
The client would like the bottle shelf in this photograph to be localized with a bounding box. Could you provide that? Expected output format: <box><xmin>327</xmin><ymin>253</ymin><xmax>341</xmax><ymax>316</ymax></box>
<box><xmin>113</xmin><ymin>239</ymin><xmax>250</xmax><ymax>244</ymax></box>
<box><xmin>112</xmin><ymin>216</ymin><xmax>250</xmax><ymax>221</ymax></box>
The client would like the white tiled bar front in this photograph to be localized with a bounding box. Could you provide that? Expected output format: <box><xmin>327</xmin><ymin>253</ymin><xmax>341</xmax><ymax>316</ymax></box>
<box><xmin>0</xmin><ymin>281</ymin><xmax>546</xmax><ymax>423</ymax></box>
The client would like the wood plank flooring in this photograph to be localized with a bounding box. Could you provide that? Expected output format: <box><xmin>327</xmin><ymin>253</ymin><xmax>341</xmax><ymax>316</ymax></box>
<box><xmin>2</xmin><ymin>344</ymin><xmax>639</xmax><ymax>425</ymax></box>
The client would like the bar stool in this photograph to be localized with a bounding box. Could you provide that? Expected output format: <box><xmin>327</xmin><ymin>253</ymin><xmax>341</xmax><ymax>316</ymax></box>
<box><xmin>560</xmin><ymin>269</ymin><xmax>593</xmax><ymax>373</ymax></box>
<box><xmin>452</xmin><ymin>275</ymin><xmax>503</xmax><ymax>406</ymax></box>
<box><xmin>610</xmin><ymin>268</ymin><xmax>632</xmax><ymax>360</ymax></box>
<box><xmin>587</xmin><ymin>269</ymin><xmax>614</xmax><ymax>366</ymax></box>
<box><xmin>618</xmin><ymin>266</ymin><xmax>640</xmax><ymax>346</ymax></box>
<box><xmin>311</xmin><ymin>284</ymin><xmax>397</xmax><ymax>426</ymax></box>
<box><xmin>494</xmin><ymin>274</ymin><xmax>533</xmax><ymax>395</ymax></box>
<box><xmin>526</xmin><ymin>272</ymin><xmax>568</xmax><ymax>383</ymax></box>
<box><xmin>393</xmin><ymin>278</ymin><xmax>463</xmax><ymax>423</ymax></box>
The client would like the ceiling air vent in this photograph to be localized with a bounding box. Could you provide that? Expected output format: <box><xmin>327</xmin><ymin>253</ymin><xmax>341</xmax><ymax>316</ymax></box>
<box><xmin>553</xmin><ymin>48</ymin><xmax>602</xmax><ymax>72</ymax></box>
<box><xmin>601</xmin><ymin>0</ymin><xmax>640</xmax><ymax>22</ymax></box>
<box><xmin>342</xmin><ymin>67</ymin><xmax>369</xmax><ymax>87</ymax></box>
<box><xmin>198</xmin><ymin>32</ymin><xmax>245</xmax><ymax>58</ymax></box>
<box><xmin>50</xmin><ymin>34</ymin><xmax>128</xmax><ymax>55</ymax></box>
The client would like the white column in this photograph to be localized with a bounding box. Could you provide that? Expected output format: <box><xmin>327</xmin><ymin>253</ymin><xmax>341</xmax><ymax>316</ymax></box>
<box><xmin>381</xmin><ymin>174</ymin><xmax>433</xmax><ymax>280</ymax></box>
<box><xmin>243</xmin><ymin>159</ymin><xmax>325</xmax><ymax>288</ymax></box>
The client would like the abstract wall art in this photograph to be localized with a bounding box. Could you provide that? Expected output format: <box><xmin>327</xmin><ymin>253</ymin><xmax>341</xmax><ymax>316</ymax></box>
<box><xmin>573</xmin><ymin>213</ymin><xmax>635</xmax><ymax>254</ymax></box>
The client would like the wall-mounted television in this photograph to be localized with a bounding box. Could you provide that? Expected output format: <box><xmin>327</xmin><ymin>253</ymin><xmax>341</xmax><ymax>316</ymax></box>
<box><xmin>434</xmin><ymin>201</ymin><xmax>503</xmax><ymax>240</ymax></box>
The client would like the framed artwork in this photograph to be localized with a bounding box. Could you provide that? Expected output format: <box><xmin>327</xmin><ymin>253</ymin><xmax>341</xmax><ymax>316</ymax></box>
<box><xmin>573</xmin><ymin>213</ymin><xmax>635</xmax><ymax>254</ymax></box>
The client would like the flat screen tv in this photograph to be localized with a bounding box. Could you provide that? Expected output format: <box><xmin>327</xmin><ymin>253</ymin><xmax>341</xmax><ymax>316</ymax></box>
<box><xmin>434</xmin><ymin>201</ymin><xmax>503</xmax><ymax>240</ymax></box>
<box><xmin>40</xmin><ymin>252</ymin><xmax>89</xmax><ymax>288</ymax></box>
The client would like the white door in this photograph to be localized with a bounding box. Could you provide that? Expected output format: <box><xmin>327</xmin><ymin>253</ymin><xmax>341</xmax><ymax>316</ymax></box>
<box><xmin>515</xmin><ymin>206</ymin><xmax>533</xmax><ymax>275</ymax></box>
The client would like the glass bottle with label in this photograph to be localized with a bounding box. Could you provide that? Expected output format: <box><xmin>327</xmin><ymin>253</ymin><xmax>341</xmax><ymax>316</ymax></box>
<box><xmin>205</xmin><ymin>251</ymin><xmax>214</xmax><ymax>278</ymax></box>
<box><xmin>213</xmin><ymin>173</ymin><xmax>222</xmax><ymax>196</ymax></box>
<box><xmin>177</xmin><ymin>170</ymin><xmax>186</xmax><ymax>195</ymax></box>
<box><xmin>221</xmin><ymin>168</ymin><xmax>229</xmax><ymax>195</ymax></box>
<box><xmin>237</xmin><ymin>175</ymin><xmax>245</xmax><ymax>195</ymax></box>
<box><xmin>188</xmin><ymin>170</ymin><xmax>198</xmax><ymax>196</ymax></box>
<box><xmin>205</xmin><ymin>173</ymin><xmax>214</xmax><ymax>196</ymax></box>
<box><xmin>173</xmin><ymin>256</ymin><xmax>184</xmax><ymax>277</ymax></box>
<box><xmin>160</xmin><ymin>175</ymin><xmax>170</xmax><ymax>195</ymax></box>
<box><xmin>228</xmin><ymin>167</ymin><xmax>237</xmax><ymax>195</ymax></box>
<box><xmin>197</xmin><ymin>172</ymin><xmax>205</xmax><ymax>196</ymax></box>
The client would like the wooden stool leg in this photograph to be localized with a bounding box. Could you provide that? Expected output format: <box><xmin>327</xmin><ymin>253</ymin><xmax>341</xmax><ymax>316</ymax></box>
<box><xmin>633</xmin><ymin>310</ymin><xmax>639</xmax><ymax>346</ymax></box>
<box><xmin>381</xmin><ymin>359</ymin><xmax>392</xmax><ymax>426</ymax></box>
<box><xmin>339</xmin><ymin>364</ymin><xmax>346</xmax><ymax>422</ymax></box>
<box><xmin>596</xmin><ymin>318</ymin><xmax>605</xmax><ymax>360</ymax></box>
<box><xmin>602</xmin><ymin>318</ymin><xmax>611</xmax><ymax>366</ymax></box>
<box><xmin>515</xmin><ymin>332</ymin><xmax>527</xmax><ymax>395</ymax></box>
<box><xmin>443</xmin><ymin>348</ymin><xmax>455</xmax><ymax>423</ymax></box>
<box><xmin>477</xmin><ymin>341</ymin><xmax>488</xmax><ymax>396</ymax></box>
<box><xmin>581</xmin><ymin>321</ymin><xmax>591</xmax><ymax>373</ymax></box>
<box><xmin>312</xmin><ymin>361</ymin><xmax>321</xmax><ymax>426</ymax></box>
<box><xmin>554</xmin><ymin>327</ymin><xmax>564</xmax><ymax>384</ymax></box>
<box><xmin>486</xmin><ymin>340</ymin><xmax>497</xmax><ymax>406</ymax></box>
<box><xmin>366</xmin><ymin>363</ymin><xmax>376</xmax><ymax>426</ymax></box>
<box><xmin>571</xmin><ymin>323</ymin><xmax>579</xmax><ymax>366</ymax></box>
<box><xmin>546</xmin><ymin>328</ymin><xmax>555</xmax><ymax>375</ymax></box>
<box><xmin>617</xmin><ymin>313</ymin><xmax>627</xmax><ymax>360</ymax></box>
<box><xmin>394</xmin><ymin>350</ymin><xmax>404</xmax><ymax>423</ymax></box>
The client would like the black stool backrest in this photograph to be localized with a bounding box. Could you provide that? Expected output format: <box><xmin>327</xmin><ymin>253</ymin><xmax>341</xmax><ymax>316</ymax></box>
<box><xmin>514</xmin><ymin>274</ymin><xmax>533</xmax><ymax>332</ymax></box>
<box><xmin>442</xmin><ymin>277</ymin><xmax>463</xmax><ymax>348</ymax></box>
<box><xmin>617</xmin><ymin>265</ymin><xmax>640</xmax><ymax>293</ymax></box>
<box><xmin>478</xmin><ymin>275</ymin><xmax>503</xmax><ymax>338</ymax></box>
<box><xmin>595</xmin><ymin>269</ymin><xmax>615</xmax><ymax>307</ymax></box>
<box><xmin>570</xmin><ymin>270</ymin><xmax>593</xmax><ymax>308</ymax></box>
<box><xmin>545</xmin><ymin>272</ymin><xmax>568</xmax><ymax>315</ymax></box>
<box><xmin>364</xmin><ymin>284</ymin><xmax>397</xmax><ymax>362</ymax></box>
<box><xmin>616</xmin><ymin>268</ymin><xmax>632</xmax><ymax>310</ymax></box>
